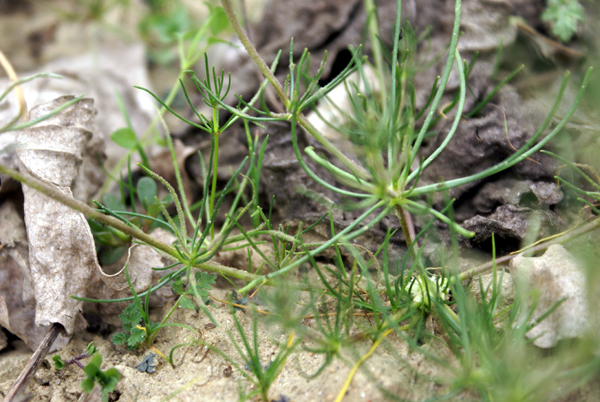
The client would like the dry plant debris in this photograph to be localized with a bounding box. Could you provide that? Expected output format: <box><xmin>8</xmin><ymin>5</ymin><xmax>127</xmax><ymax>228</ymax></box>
<box><xmin>0</xmin><ymin>96</ymin><xmax>176</xmax><ymax>351</ymax></box>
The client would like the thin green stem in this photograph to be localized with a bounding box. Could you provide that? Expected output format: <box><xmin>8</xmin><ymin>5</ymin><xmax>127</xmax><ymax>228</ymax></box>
<box><xmin>410</xmin><ymin>67</ymin><xmax>592</xmax><ymax>196</ymax></box>
<box><xmin>403</xmin><ymin>0</ymin><xmax>462</xmax><ymax>182</ymax></box>
<box><xmin>157</xmin><ymin>111</ymin><xmax>196</xmax><ymax>229</ymax></box>
<box><xmin>210</xmin><ymin>110</ymin><xmax>220</xmax><ymax>240</ymax></box>
<box><xmin>364</xmin><ymin>0</ymin><xmax>387</xmax><ymax>105</ymax></box>
<box><xmin>221</xmin><ymin>0</ymin><xmax>288</xmax><ymax>104</ymax></box>
<box><xmin>238</xmin><ymin>200</ymin><xmax>390</xmax><ymax>294</ymax></box>
<box><xmin>406</xmin><ymin>48</ymin><xmax>465</xmax><ymax>184</ymax></box>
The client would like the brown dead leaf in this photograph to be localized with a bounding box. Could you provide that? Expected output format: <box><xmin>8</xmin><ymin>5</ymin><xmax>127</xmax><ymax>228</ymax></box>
<box><xmin>0</xmin><ymin>198</ymin><xmax>72</xmax><ymax>351</ymax></box>
<box><xmin>3</xmin><ymin>96</ymin><xmax>177</xmax><ymax>350</ymax></box>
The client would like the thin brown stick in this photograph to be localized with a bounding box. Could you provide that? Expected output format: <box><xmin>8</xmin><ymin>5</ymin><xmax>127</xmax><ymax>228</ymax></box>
<box><xmin>3</xmin><ymin>323</ymin><xmax>62</xmax><ymax>402</ymax></box>
<box><xmin>458</xmin><ymin>215</ymin><xmax>600</xmax><ymax>280</ymax></box>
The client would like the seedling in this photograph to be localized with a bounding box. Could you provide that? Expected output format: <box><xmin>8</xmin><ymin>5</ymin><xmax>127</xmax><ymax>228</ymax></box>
<box><xmin>53</xmin><ymin>343</ymin><xmax>121</xmax><ymax>402</ymax></box>
<box><xmin>90</xmin><ymin>173</ymin><xmax>174</xmax><ymax>265</ymax></box>
<box><xmin>81</xmin><ymin>354</ymin><xmax>122</xmax><ymax>402</ymax></box>
<box><xmin>53</xmin><ymin>342</ymin><xmax>98</xmax><ymax>370</ymax></box>
<box><xmin>199</xmin><ymin>305</ymin><xmax>299</xmax><ymax>402</ymax></box>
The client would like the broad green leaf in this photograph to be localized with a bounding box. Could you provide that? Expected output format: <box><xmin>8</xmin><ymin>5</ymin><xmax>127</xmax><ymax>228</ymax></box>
<box><xmin>110</xmin><ymin>128</ymin><xmax>138</xmax><ymax>149</ymax></box>
<box><xmin>208</xmin><ymin>6</ymin><xmax>229</xmax><ymax>35</ymax></box>
<box><xmin>103</xmin><ymin>368</ymin><xmax>122</xmax><ymax>391</ymax></box>
<box><xmin>81</xmin><ymin>377</ymin><xmax>95</xmax><ymax>393</ymax></box>
<box><xmin>102</xmin><ymin>193</ymin><xmax>127</xmax><ymax>212</ymax></box>
<box><xmin>137</xmin><ymin>177</ymin><xmax>157</xmax><ymax>211</ymax></box>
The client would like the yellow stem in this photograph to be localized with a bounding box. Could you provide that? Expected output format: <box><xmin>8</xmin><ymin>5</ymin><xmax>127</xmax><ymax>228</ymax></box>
<box><xmin>334</xmin><ymin>329</ymin><xmax>394</xmax><ymax>402</ymax></box>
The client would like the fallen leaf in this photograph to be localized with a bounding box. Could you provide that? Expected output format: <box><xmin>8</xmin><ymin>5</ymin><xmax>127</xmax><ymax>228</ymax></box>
<box><xmin>4</xmin><ymin>96</ymin><xmax>177</xmax><ymax>350</ymax></box>
<box><xmin>0</xmin><ymin>198</ymin><xmax>71</xmax><ymax>351</ymax></box>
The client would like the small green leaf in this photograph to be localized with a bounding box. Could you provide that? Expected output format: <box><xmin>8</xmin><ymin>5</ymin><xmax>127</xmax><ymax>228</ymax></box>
<box><xmin>84</xmin><ymin>354</ymin><xmax>102</xmax><ymax>378</ymax></box>
<box><xmin>81</xmin><ymin>377</ymin><xmax>95</xmax><ymax>393</ymax></box>
<box><xmin>88</xmin><ymin>219</ymin><xmax>104</xmax><ymax>232</ymax></box>
<box><xmin>194</xmin><ymin>272</ymin><xmax>217</xmax><ymax>290</ymax></box>
<box><xmin>179</xmin><ymin>296</ymin><xmax>195</xmax><ymax>310</ymax></box>
<box><xmin>208</xmin><ymin>6</ymin><xmax>229</xmax><ymax>35</ymax></box>
<box><xmin>118</xmin><ymin>303</ymin><xmax>142</xmax><ymax>331</ymax></box>
<box><xmin>102</xmin><ymin>193</ymin><xmax>127</xmax><ymax>212</ymax></box>
<box><xmin>110</xmin><ymin>128</ymin><xmax>138</xmax><ymax>149</ymax></box>
<box><xmin>112</xmin><ymin>332</ymin><xmax>129</xmax><ymax>346</ymax></box>
<box><xmin>541</xmin><ymin>0</ymin><xmax>584</xmax><ymax>42</ymax></box>
<box><xmin>85</xmin><ymin>342</ymin><xmax>98</xmax><ymax>357</ymax></box>
<box><xmin>127</xmin><ymin>327</ymin><xmax>146</xmax><ymax>349</ymax></box>
<box><xmin>171</xmin><ymin>279</ymin><xmax>185</xmax><ymax>295</ymax></box>
<box><xmin>52</xmin><ymin>355</ymin><xmax>65</xmax><ymax>370</ymax></box>
<box><xmin>137</xmin><ymin>177</ymin><xmax>157</xmax><ymax>211</ymax></box>
<box><xmin>102</xmin><ymin>368</ymin><xmax>122</xmax><ymax>391</ymax></box>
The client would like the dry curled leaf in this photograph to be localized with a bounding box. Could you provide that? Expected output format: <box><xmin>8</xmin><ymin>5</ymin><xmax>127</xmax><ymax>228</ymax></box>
<box><xmin>0</xmin><ymin>198</ymin><xmax>72</xmax><ymax>351</ymax></box>
<box><xmin>17</xmin><ymin>96</ymin><xmax>98</xmax><ymax>337</ymax></box>
<box><xmin>3</xmin><ymin>96</ymin><xmax>176</xmax><ymax>350</ymax></box>
<box><xmin>510</xmin><ymin>245</ymin><xmax>595</xmax><ymax>348</ymax></box>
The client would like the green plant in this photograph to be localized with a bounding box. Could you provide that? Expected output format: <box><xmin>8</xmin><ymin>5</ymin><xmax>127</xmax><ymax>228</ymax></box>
<box><xmin>195</xmin><ymin>0</ymin><xmax>591</xmax><ymax>302</ymax></box>
<box><xmin>81</xmin><ymin>354</ymin><xmax>122</xmax><ymax>402</ymax></box>
<box><xmin>542</xmin><ymin>0</ymin><xmax>585</xmax><ymax>42</ymax></box>
<box><xmin>199</xmin><ymin>305</ymin><xmax>298</xmax><ymax>402</ymax></box>
<box><xmin>53</xmin><ymin>342</ymin><xmax>98</xmax><ymax>370</ymax></box>
<box><xmin>53</xmin><ymin>343</ymin><xmax>121</xmax><ymax>402</ymax></box>
<box><xmin>3</xmin><ymin>0</ymin><xmax>600</xmax><ymax>399</ymax></box>
<box><xmin>90</xmin><ymin>173</ymin><xmax>175</xmax><ymax>265</ymax></box>
<box><xmin>111</xmin><ymin>265</ymin><xmax>202</xmax><ymax>365</ymax></box>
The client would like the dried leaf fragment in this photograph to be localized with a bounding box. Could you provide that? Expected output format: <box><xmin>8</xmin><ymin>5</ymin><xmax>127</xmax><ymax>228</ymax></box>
<box><xmin>8</xmin><ymin>96</ymin><xmax>178</xmax><ymax>349</ymax></box>
<box><xmin>510</xmin><ymin>245</ymin><xmax>594</xmax><ymax>348</ymax></box>
<box><xmin>17</xmin><ymin>96</ymin><xmax>97</xmax><ymax>336</ymax></box>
